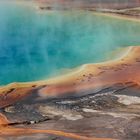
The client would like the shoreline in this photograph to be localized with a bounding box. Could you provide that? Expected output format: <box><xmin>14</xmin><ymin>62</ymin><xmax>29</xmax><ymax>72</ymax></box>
<box><xmin>91</xmin><ymin>8</ymin><xmax>140</xmax><ymax>23</ymax></box>
<box><xmin>0</xmin><ymin>46</ymin><xmax>140</xmax><ymax>140</ymax></box>
<box><xmin>0</xmin><ymin>2</ymin><xmax>140</xmax><ymax>107</ymax></box>
<box><xmin>0</xmin><ymin>2</ymin><xmax>140</xmax><ymax>139</ymax></box>
<box><xmin>0</xmin><ymin>46</ymin><xmax>132</xmax><ymax>89</ymax></box>
<box><xmin>36</xmin><ymin>1</ymin><xmax>140</xmax><ymax>22</ymax></box>
<box><xmin>4</xmin><ymin>0</ymin><xmax>140</xmax><ymax>22</ymax></box>
<box><xmin>0</xmin><ymin>46</ymin><xmax>140</xmax><ymax>108</ymax></box>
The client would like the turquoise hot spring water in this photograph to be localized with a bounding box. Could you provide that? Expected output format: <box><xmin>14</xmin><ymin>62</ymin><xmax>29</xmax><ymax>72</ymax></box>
<box><xmin>0</xmin><ymin>2</ymin><xmax>140</xmax><ymax>85</ymax></box>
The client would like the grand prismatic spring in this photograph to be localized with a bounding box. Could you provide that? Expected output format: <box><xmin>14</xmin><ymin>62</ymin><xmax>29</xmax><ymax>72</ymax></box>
<box><xmin>0</xmin><ymin>0</ymin><xmax>140</xmax><ymax>140</ymax></box>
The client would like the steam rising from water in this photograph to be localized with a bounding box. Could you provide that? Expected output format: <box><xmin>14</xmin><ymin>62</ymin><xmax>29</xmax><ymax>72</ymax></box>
<box><xmin>0</xmin><ymin>1</ymin><xmax>140</xmax><ymax>85</ymax></box>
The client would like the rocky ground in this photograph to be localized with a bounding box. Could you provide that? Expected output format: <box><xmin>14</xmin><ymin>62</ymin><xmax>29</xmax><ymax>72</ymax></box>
<box><xmin>36</xmin><ymin>0</ymin><xmax>140</xmax><ymax>10</ymax></box>
<box><xmin>0</xmin><ymin>81</ymin><xmax>140</xmax><ymax>140</ymax></box>
<box><xmin>36</xmin><ymin>0</ymin><xmax>140</xmax><ymax>18</ymax></box>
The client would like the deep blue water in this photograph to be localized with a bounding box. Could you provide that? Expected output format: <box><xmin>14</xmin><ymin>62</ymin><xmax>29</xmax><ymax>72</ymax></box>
<box><xmin>0</xmin><ymin>2</ymin><xmax>140</xmax><ymax>85</ymax></box>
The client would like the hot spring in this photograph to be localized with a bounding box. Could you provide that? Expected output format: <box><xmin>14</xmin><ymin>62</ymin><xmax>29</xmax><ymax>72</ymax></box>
<box><xmin>0</xmin><ymin>1</ymin><xmax>140</xmax><ymax>85</ymax></box>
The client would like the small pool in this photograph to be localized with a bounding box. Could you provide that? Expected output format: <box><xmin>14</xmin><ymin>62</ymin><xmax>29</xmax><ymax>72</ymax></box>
<box><xmin>0</xmin><ymin>1</ymin><xmax>140</xmax><ymax>85</ymax></box>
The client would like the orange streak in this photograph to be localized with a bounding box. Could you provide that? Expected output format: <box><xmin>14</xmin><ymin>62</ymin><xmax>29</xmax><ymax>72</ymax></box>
<box><xmin>0</xmin><ymin>113</ymin><xmax>115</xmax><ymax>140</ymax></box>
<box><xmin>0</xmin><ymin>113</ymin><xmax>10</xmax><ymax>126</ymax></box>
